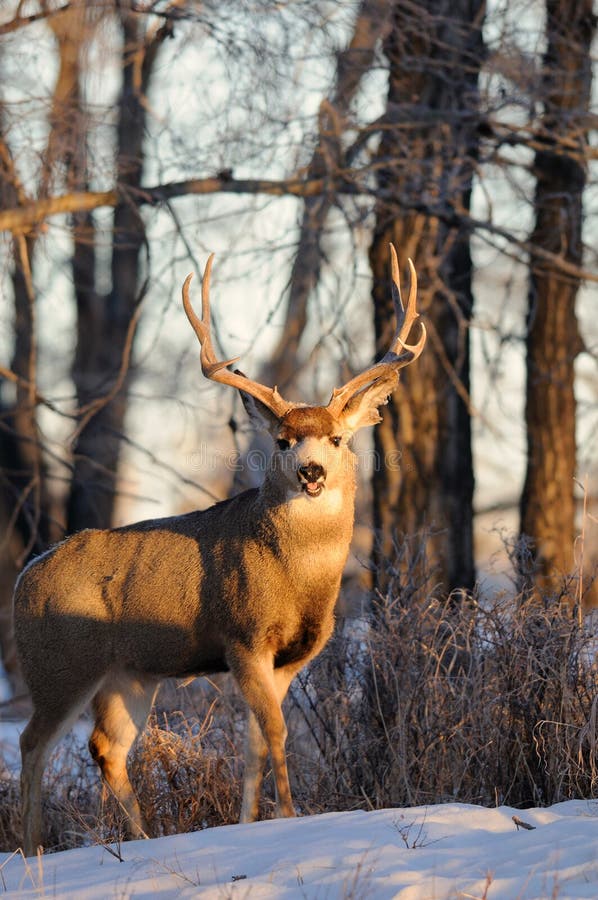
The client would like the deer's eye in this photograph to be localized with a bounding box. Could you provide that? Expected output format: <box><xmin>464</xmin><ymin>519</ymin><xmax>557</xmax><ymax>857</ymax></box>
<box><xmin>330</xmin><ymin>435</ymin><xmax>342</xmax><ymax>447</ymax></box>
<box><xmin>277</xmin><ymin>438</ymin><xmax>291</xmax><ymax>451</ymax></box>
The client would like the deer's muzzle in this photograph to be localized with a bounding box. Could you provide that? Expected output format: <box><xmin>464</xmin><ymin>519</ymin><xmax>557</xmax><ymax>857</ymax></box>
<box><xmin>297</xmin><ymin>463</ymin><xmax>326</xmax><ymax>497</ymax></box>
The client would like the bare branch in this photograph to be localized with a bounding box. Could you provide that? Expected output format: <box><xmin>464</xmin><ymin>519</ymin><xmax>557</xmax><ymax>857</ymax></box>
<box><xmin>0</xmin><ymin>189</ymin><xmax>118</xmax><ymax>233</ymax></box>
<box><xmin>0</xmin><ymin>175</ymin><xmax>362</xmax><ymax>234</ymax></box>
<box><xmin>0</xmin><ymin>3</ymin><xmax>71</xmax><ymax>37</ymax></box>
<box><xmin>1</xmin><ymin>172</ymin><xmax>594</xmax><ymax>287</ymax></box>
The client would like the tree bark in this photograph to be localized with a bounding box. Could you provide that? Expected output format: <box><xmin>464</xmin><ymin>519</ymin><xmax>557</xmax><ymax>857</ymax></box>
<box><xmin>369</xmin><ymin>0</ymin><xmax>484</xmax><ymax>597</ymax></box>
<box><xmin>0</xmin><ymin>10</ymin><xmax>86</xmax><ymax>691</ymax></box>
<box><xmin>66</xmin><ymin>10</ymin><xmax>170</xmax><ymax>531</ymax></box>
<box><xmin>0</xmin><ymin>235</ymin><xmax>48</xmax><ymax>697</ymax></box>
<box><xmin>520</xmin><ymin>0</ymin><xmax>595</xmax><ymax>593</ymax></box>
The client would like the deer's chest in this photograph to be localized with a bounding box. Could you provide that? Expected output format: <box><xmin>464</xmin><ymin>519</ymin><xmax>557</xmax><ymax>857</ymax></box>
<box><xmin>270</xmin><ymin>607</ymin><xmax>334</xmax><ymax>670</ymax></box>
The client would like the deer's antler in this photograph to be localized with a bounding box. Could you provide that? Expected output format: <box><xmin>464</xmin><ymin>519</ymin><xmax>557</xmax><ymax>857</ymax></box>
<box><xmin>326</xmin><ymin>243</ymin><xmax>426</xmax><ymax>418</ymax></box>
<box><xmin>182</xmin><ymin>254</ymin><xmax>294</xmax><ymax>419</ymax></box>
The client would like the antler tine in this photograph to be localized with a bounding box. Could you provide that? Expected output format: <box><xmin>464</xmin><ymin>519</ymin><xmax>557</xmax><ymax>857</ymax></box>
<box><xmin>326</xmin><ymin>244</ymin><xmax>426</xmax><ymax>418</ymax></box>
<box><xmin>182</xmin><ymin>254</ymin><xmax>294</xmax><ymax>419</ymax></box>
<box><xmin>380</xmin><ymin>255</ymin><xmax>426</xmax><ymax>364</ymax></box>
<box><xmin>390</xmin><ymin>242</ymin><xmax>404</xmax><ymax>316</ymax></box>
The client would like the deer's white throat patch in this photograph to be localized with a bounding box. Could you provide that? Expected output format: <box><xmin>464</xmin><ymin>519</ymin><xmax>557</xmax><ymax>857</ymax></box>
<box><xmin>290</xmin><ymin>484</ymin><xmax>344</xmax><ymax>518</ymax></box>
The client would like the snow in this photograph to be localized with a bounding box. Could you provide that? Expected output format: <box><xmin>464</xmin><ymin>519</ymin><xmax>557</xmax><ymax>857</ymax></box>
<box><xmin>1</xmin><ymin>801</ymin><xmax>597</xmax><ymax>898</ymax></box>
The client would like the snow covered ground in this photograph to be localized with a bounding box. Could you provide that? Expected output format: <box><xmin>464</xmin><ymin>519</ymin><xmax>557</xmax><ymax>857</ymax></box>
<box><xmin>0</xmin><ymin>800</ymin><xmax>597</xmax><ymax>898</ymax></box>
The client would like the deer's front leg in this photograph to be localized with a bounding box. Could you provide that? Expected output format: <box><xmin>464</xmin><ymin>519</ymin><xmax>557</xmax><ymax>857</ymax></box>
<box><xmin>240</xmin><ymin>710</ymin><xmax>268</xmax><ymax>822</ymax></box>
<box><xmin>229</xmin><ymin>649</ymin><xmax>295</xmax><ymax>821</ymax></box>
<box><xmin>240</xmin><ymin>663</ymin><xmax>301</xmax><ymax>822</ymax></box>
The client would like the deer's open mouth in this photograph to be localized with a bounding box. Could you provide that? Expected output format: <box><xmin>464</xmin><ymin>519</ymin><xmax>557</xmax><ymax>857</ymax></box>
<box><xmin>301</xmin><ymin>482</ymin><xmax>324</xmax><ymax>498</ymax></box>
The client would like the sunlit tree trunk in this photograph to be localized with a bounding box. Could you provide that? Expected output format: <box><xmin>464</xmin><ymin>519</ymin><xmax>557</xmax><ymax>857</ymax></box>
<box><xmin>369</xmin><ymin>0</ymin><xmax>484</xmax><ymax>597</ymax></box>
<box><xmin>0</xmin><ymin>13</ymin><xmax>83</xmax><ymax>690</ymax></box>
<box><xmin>0</xmin><ymin>6</ymin><xmax>170</xmax><ymax>693</ymax></box>
<box><xmin>520</xmin><ymin>0</ymin><xmax>594</xmax><ymax>596</ymax></box>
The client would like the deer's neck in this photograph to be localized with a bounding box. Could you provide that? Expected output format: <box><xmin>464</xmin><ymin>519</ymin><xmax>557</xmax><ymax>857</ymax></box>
<box><xmin>256</xmin><ymin>475</ymin><xmax>356</xmax><ymax>560</ymax></box>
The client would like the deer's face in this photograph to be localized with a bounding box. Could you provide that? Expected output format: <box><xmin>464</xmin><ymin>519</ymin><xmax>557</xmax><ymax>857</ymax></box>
<box><xmin>270</xmin><ymin>406</ymin><xmax>355</xmax><ymax>500</ymax></box>
<box><xmin>182</xmin><ymin>244</ymin><xmax>425</xmax><ymax>508</ymax></box>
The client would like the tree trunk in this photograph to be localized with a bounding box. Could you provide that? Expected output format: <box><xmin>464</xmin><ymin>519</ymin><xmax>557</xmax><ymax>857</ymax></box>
<box><xmin>67</xmin><ymin>11</ymin><xmax>170</xmax><ymax>531</ymax></box>
<box><xmin>369</xmin><ymin>0</ymin><xmax>484</xmax><ymax>597</ymax></box>
<box><xmin>0</xmin><ymin>237</ymin><xmax>46</xmax><ymax>697</ymax></box>
<box><xmin>520</xmin><ymin>0</ymin><xmax>595</xmax><ymax>595</ymax></box>
<box><xmin>0</xmin><ymin>13</ymin><xmax>87</xmax><ymax>691</ymax></box>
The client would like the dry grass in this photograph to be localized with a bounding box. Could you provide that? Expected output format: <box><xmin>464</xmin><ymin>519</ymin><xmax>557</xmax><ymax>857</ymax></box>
<box><xmin>290</xmin><ymin>542</ymin><xmax>598</xmax><ymax>813</ymax></box>
<box><xmin>132</xmin><ymin>706</ymin><xmax>242</xmax><ymax>835</ymax></box>
<box><xmin>1</xmin><ymin>539</ymin><xmax>597</xmax><ymax>852</ymax></box>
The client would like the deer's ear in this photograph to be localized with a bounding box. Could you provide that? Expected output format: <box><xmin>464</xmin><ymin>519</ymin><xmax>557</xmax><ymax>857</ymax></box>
<box><xmin>233</xmin><ymin>368</ymin><xmax>281</xmax><ymax>434</ymax></box>
<box><xmin>238</xmin><ymin>385</ymin><xmax>281</xmax><ymax>435</ymax></box>
<box><xmin>338</xmin><ymin>372</ymin><xmax>399</xmax><ymax>433</ymax></box>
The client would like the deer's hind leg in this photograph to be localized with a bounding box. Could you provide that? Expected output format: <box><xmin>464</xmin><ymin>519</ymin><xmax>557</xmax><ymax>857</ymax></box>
<box><xmin>89</xmin><ymin>672</ymin><xmax>158</xmax><ymax>840</ymax></box>
<box><xmin>20</xmin><ymin>682</ymin><xmax>101</xmax><ymax>857</ymax></box>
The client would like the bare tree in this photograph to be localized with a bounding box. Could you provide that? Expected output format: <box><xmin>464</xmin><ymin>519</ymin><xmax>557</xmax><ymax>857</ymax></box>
<box><xmin>368</xmin><ymin>0</ymin><xmax>484</xmax><ymax>596</ymax></box>
<box><xmin>1</xmin><ymin>0</ymin><xmax>596</xmax><ymax>713</ymax></box>
<box><xmin>0</xmin><ymin>13</ymin><xmax>83</xmax><ymax>690</ymax></box>
<box><xmin>519</xmin><ymin>0</ymin><xmax>595</xmax><ymax>596</ymax></box>
<box><xmin>66</xmin><ymin>6</ymin><xmax>171</xmax><ymax>531</ymax></box>
<box><xmin>0</xmin><ymin>2</ymin><xmax>171</xmax><ymax>692</ymax></box>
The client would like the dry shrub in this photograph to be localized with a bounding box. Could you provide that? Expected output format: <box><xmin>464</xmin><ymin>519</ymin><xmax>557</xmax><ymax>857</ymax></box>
<box><xmin>131</xmin><ymin>706</ymin><xmax>242</xmax><ymax>835</ymax></box>
<box><xmin>289</xmin><ymin>538</ymin><xmax>598</xmax><ymax>812</ymax></box>
<box><xmin>0</xmin><ymin>689</ymin><xmax>247</xmax><ymax>853</ymax></box>
<box><xmin>0</xmin><ymin>732</ymin><xmax>102</xmax><ymax>853</ymax></box>
<box><xmin>0</xmin><ymin>779</ymin><xmax>24</xmax><ymax>851</ymax></box>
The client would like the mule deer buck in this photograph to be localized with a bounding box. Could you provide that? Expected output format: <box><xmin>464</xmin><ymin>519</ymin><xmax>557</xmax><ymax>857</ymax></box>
<box><xmin>14</xmin><ymin>244</ymin><xmax>425</xmax><ymax>856</ymax></box>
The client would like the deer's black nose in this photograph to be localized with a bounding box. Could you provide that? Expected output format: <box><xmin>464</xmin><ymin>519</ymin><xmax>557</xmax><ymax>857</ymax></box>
<box><xmin>298</xmin><ymin>462</ymin><xmax>326</xmax><ymax>484</ymax></box>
